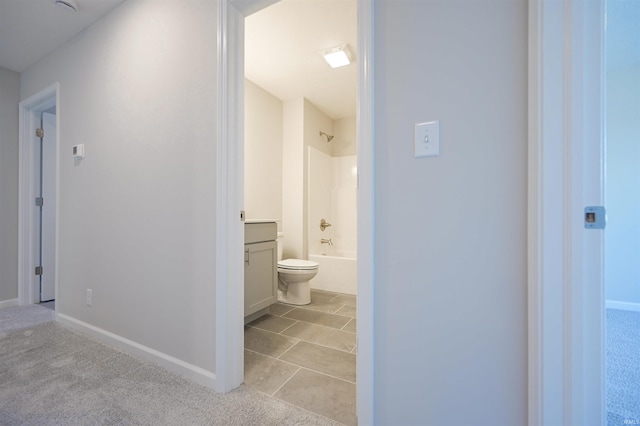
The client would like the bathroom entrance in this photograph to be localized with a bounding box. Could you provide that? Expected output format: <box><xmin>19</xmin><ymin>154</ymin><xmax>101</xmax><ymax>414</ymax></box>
<box><xmin>242</xmin><ymin>0</ymin><xmax>358</xmax><ymax>423</ymax></box>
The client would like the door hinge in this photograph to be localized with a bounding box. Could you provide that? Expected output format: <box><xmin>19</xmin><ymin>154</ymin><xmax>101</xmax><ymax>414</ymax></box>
<box><xmin>36</xmin><ymin>128</ymin><xmax>44</xmax><ymax>138</ymax></box>
<box><xmin>240</xmin><ymin>210</ymin><xmax>246</xmax><ymax>222</ymax></box>
<box><xmin>35</xmin><ymin>197</ymin><xmax>44</xmax><ymax>207</ymax></box>
<box><xmin>35</xmin><ymin>266</ymin><xmax>43</xmax><ymax>276</ymax></box>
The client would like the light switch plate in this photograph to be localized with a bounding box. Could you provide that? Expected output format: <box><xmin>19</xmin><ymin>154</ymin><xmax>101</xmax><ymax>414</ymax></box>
<box><xmin>415</xmin><ymin>120</ymin><xmax>440</xmax><ymax>158</ymax></box>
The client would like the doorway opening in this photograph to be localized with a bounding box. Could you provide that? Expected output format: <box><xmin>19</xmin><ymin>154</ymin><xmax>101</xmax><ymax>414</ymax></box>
<box><xmin>242</xmin><ymin>2</ymin><xmax>358</xmax><ymax>423</ymax></box>
<box><xmin>215</xmin><ymin>0</ymin><xmax>373</xmax><ymax>423</ymax></box>
<box><xmin>18</xmin><ymin>83</ymin><xmax>59</xmax><ymax>310</ymax></box>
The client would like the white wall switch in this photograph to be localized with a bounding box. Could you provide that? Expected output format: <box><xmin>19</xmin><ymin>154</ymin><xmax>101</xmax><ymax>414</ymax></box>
<box><xmin>415</xmin><ymin>120</ymin><xmax>440</xmax><ymax>158</ymax></box>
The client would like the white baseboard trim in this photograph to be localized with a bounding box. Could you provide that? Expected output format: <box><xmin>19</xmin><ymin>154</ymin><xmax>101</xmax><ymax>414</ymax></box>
<box><xmin>606</xmin><ymin>300</ymin><xmax>640</xmax><ymax>312</ymax></box>
<box><xmin>0</xmin><ymin>298</ymin><xmax>20</xmax><ymax>309</ymax></box>
<box><xmin>57</xmin><ymin>314</ymin><xmax>217</xmax><ymax>389</ymax></box>
<box><xmin>311</xmin><ymin>284</ymin><xmax>357</xmax><ymax>296</ymax></box>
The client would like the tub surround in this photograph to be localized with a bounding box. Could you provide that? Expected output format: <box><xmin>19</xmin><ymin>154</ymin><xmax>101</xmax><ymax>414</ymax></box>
<box><xmin>309</xmin><ymin>253</ymin><xmax>356</xmax><ymax>295</ymax></box>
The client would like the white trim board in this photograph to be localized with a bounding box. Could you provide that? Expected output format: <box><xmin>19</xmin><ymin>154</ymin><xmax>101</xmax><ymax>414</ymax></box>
<box><xmin>57</xmin><ymin>314</ymin><xmax>217</xmax><ymax>389</ymax></box>
<box><xmin>0</xmin><ymin>299</ymin><xmax>19</xmax><ymax>309</ymax></box>
<box><xmin>606</xmin><ymin>300</ymin><xmax>640</xmax><ymax>312</ymax></box>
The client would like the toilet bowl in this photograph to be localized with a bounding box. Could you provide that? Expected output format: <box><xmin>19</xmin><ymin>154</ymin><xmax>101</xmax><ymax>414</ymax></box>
<box><xmin>277</xmin><ymin>259</ymin><xmax>319</xmax><ymax>305</ymax></box>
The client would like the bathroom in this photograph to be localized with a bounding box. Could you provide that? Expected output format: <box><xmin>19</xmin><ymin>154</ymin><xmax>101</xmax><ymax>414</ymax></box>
<box><xmin>242</xmin><ymin>0</ymin><xmax>358</xmax><ymax>424</ymax></box>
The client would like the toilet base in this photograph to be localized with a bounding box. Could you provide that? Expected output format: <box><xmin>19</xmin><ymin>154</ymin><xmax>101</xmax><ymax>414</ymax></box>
<box><xmin>277</xmin><ymin>281</ymin><xmax>311</xmax><ymax>305</ymax></box>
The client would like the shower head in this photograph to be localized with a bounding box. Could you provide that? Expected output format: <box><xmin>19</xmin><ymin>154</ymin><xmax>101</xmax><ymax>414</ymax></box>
<box><xmin>319</xmin><ymin>131</ymin><xmax>334</xmax><ymax>142</ymax></box>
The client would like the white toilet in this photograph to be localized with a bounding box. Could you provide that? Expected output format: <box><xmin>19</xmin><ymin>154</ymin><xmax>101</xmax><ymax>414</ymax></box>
<box><xmin>277</xmin><ymin>259</ymin><xmax>319</xmax><ymax>305</ymax></box>
<box><xmin>276</xmin><ymin>232</ymin><xmax>319</xmax><ymax>305</ymax></box>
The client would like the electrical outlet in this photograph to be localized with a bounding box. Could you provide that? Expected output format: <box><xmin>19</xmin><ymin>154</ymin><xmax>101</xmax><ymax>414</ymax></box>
<box><xmin>86</xmin><ymin>289</ymin><xmax>93</xmax><ymax>306</ymax></box>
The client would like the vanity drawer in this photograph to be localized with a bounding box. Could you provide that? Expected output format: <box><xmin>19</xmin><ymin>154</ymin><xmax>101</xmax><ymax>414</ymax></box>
<box><xmin>245</xmin><ymin>222</ymin><xmax>277</xmax><ymax>244</ymax></box>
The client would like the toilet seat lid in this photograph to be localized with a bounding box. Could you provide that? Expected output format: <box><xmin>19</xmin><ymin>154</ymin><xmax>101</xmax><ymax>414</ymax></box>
<box><xmin>278</xmin><ymin>259</ymin><xmax>319</xmax><ymax>270</ymax></box>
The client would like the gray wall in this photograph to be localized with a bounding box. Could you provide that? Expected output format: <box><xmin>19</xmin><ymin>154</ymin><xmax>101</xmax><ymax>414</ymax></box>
<box><xmin>20</xmin><ymin>0</ymin><xmax>218</xmax><ymax>372</ymax></box>
<box><xmin>0</xmin><ymin>67</ymin><xmax>20</xmax><ymax>304</ymax></box>
<box><xmin>606</xmin><ymin>65</ymin><xmax>640</xmax><ymax>305</ymax></box>
<box><xmin>605</xmin><ymin>0</ymin><xmax>640</xmax><ymax>306</ymax></box>
<box><xmin>372</xmin><ymin>0</ymin><xmax>528</xmax><ymax>423</ymax></box>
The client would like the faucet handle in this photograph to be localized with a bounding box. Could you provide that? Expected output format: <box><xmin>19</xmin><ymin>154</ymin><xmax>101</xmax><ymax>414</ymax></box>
<box><xmin>320</xmin><ymin>218</ymin><xmax>332</xmax><ymax>231</ymax></box>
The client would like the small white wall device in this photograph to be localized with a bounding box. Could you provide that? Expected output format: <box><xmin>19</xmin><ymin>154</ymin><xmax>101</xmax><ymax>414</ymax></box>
<box><xmin>72</xmin><ymin>144</ymin><xmax>85</xmax><ymax>160</ymax></box>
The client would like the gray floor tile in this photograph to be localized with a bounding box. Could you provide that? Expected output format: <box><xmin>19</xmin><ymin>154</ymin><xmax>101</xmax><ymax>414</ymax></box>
<box><xmin>244</xmin><ymin>327</ymin><xmax>298</xmax><ymax>358</ymax></box>
<box><xmin>275</xmin><ymin>368</ymin><xmax>356</xmax><ymax>426</ymax></box>
<box><xmin>332</xmin><ymin>294</ymin><xmax>356</xmax><ymax>306</ymax></box>
<box><xmin>335</xmin><ymin>305</ymin><xmax>356</xmax><ymax>318</ymax></box>
<box><xmin>303</xmin><ymin>299</ymin><xmax>344</xmax><ymax>314</ymax></box>
<box><xmin>280</xmin><ymin>341</ymin><xmax>356</xmax><ymax>383</ymax></box>
<box><xmin>247</xmin><ymin>314</ymin><xmax>297</xmax><ymax>333</ymax></box>
<box><xmin>343</xmin><ymin>318</ymin><xmax>356</xmax><ymax>333</ymax></box>
<box><xmin>310</xmin><ymin>289</ymin><xmax>339</xmax><ymax>302</ymax></box>
<box><xmin>283</xmin><ymin>308</ymin><xmax>351</xmax><ymax>330</ymax></box>
<box><xmin>244</xmin><ymin>350</ymin><xmax>300</xmax><ymax>396</ymax></box>
<box><xmin>268</xmin><ymin>303</ymin><xmax>296</xmax><ymax>317</ymax></box>
<box><xmin>282</xmin><ymin>322</ymin><xmax>356</xmax><ymax>353</ymax></box>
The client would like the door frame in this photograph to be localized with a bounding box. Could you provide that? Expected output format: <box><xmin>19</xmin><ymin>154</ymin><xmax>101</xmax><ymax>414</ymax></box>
<box><xmin>215</xmin><ymin>0</ymin><xmax>374</xmax><ymax>422</ymax></box>
<box><xmin>18</xmin><ymin>83</ymin><xmax>60</xmax><ymax>308</ymax></box>
<box><xmin>528</xmin><ymin>0</ymin><xmax>605</xmax><ymax>424</ymax></box>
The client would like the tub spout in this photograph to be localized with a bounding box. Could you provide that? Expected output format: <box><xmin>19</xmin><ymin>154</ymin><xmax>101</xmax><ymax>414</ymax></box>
<box><xmin>321</xmin><ymin>238</ymin><xmax>333</xmax><ymax>246</ymax></box>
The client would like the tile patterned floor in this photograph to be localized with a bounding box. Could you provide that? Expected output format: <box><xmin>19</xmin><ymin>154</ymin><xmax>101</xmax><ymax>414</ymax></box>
<box><xmin>244</xmin><ymin>289</ymin><xmax>357</xmax><ymax>426</ymax></box>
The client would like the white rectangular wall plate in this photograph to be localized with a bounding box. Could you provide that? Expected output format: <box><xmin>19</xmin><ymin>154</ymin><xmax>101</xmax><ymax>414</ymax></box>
<box><xmin>72</xmin><ymin>144</ymin><xmax>85</xmax><ymax>160</ymax></box>
<box><xmin>415</xmin><ymin>120</ymin><xmax>440</xmax><ymax>158</ymax></box>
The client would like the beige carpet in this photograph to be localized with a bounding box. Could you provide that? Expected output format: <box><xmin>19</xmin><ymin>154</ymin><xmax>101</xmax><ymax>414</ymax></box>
<box><xmin>0</xmin><ymin>305</ymin><xmax>341</xmax><ymax>426</ymax></box>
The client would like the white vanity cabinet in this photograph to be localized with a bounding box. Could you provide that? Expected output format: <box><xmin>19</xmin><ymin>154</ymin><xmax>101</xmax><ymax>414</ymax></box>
<box><xmin>244</xmin><ymin>221</ymin><xmax>277</xmax><ymax>318</ymax></box>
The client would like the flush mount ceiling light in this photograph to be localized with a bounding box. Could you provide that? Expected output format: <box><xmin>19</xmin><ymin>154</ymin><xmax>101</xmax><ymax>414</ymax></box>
<box><xmin>321</xmin><ymin>45</ymin><xmax>352</xmax><ymax>68</ymax></box>
<box><xmin>52</xmin><ymin>0</ymin><xmax>78</xmax><ymax>12</ymax></box>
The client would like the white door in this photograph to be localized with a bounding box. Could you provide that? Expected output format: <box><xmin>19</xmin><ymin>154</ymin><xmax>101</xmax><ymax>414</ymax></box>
<box><xmin>39</xmin><ymin>112</ymin><xmax>56</xmax><ymax>302</ymax></box>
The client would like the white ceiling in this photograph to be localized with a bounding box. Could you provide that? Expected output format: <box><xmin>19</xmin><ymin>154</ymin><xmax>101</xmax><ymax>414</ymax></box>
<box><xmin>245</xmin><ymin>0</ymin><xmax>357</xmax><ymax>120</ymax></box>
<box><xmin>0</xmin><ymin>0</ymin><xmax>125</xmax><ymax>73</ymax></box>
<box><xmin>0</xmin><ymin>0</ymin><xmax>356</xmax><ymax>120</ymax></box>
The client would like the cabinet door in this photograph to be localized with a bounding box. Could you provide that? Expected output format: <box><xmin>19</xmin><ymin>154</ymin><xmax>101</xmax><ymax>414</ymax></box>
<box><xmin>245</xmin><ymin>241</ymin><xmax>277</xmax><ymax>316</ymax></box>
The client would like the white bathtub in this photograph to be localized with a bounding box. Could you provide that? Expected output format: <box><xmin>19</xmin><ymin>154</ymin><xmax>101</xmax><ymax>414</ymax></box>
<box><xmin>309</xmin><ymin>252</ymin><xmax>357</xmax><ymax>295</ymax></box>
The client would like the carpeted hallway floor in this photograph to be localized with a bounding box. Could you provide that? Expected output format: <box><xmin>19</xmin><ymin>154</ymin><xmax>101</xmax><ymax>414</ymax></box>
<box><xmin>607</xmin><ymin>308</ymin><xmax>640</xmax><ymax>425</ymax></box>
<box><xmin>0</xmin><ymin>305</ymin><xmax>341</xmax><ymax>426</ymax></box>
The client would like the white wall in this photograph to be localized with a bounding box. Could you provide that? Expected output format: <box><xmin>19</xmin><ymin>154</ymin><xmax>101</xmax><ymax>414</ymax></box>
<box><xmin>244</xmin><ymin>79</ymin><xmax>283</xmax><ymax>223</ymax></box>
<box><xmin>332</xmin><ymin>116</ymin><xmax>356</xmax><ymax>157</ymax></box>
<box><xmin>281</xmin><ymin>98</ymin><xmax>333</xmax><ymax>260</ymax></box>
<box><xmin>372</xmin><ymin>1</ymin><xmax>527</xmax><ymax>424</ymax></box>
<box><xmin>282</xmin><ymin>98</ymin><xmax>305</xmax><ymax>259</ymax></box>
<box><xmin>0</xmin><ymin>67</ymin><xmax>20</xmax><ymax>304</ymax></box>
<box><xmin>20</xmin><ymin>0</ymin><xmax>217</xmax><ymax>374</ymax></box>
<box><xmin>605</xmin><ymin>65</ymin><xmax>640</xmax><ymax>305</ymax></box>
